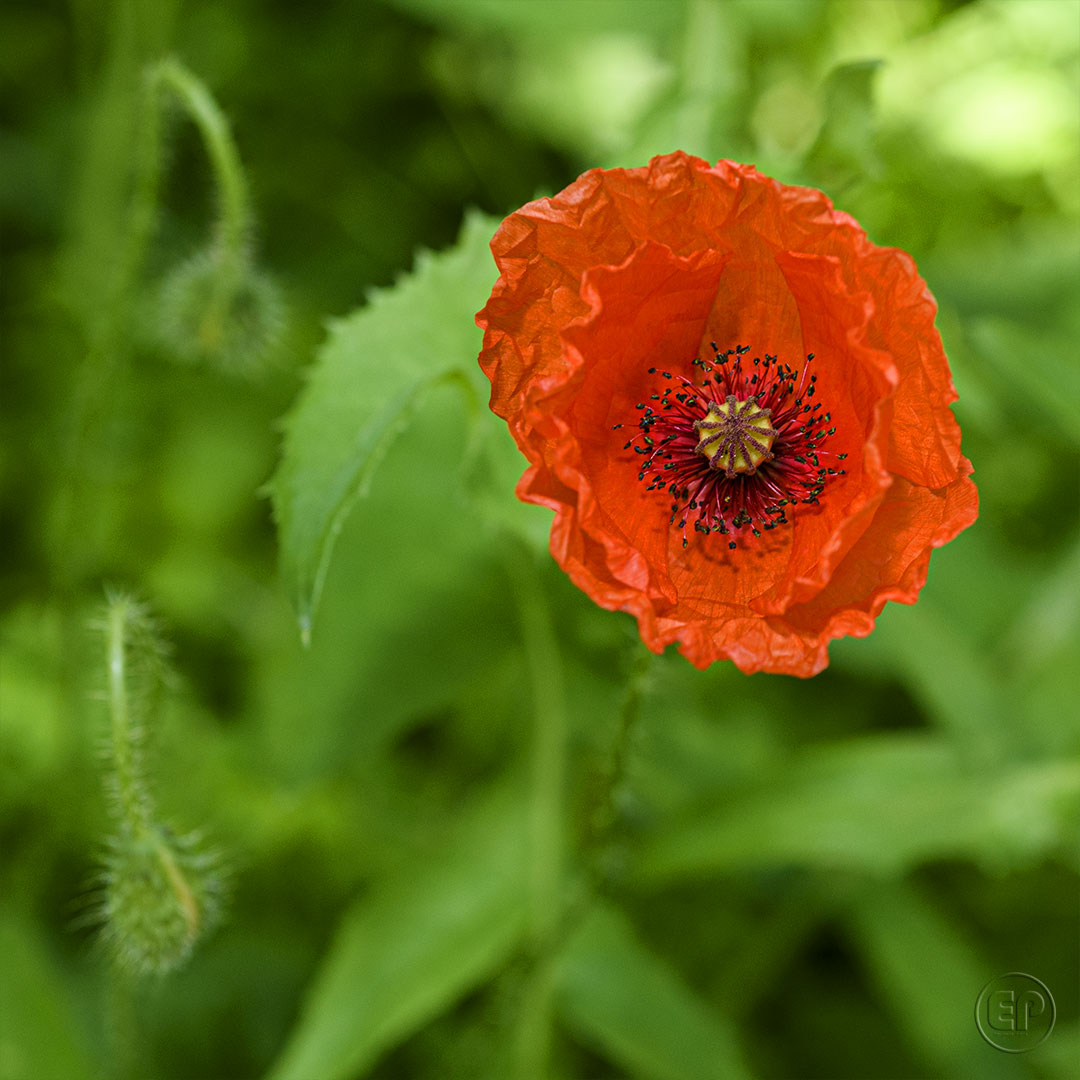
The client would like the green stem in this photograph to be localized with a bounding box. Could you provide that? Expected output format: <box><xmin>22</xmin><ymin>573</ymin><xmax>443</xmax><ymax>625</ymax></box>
<box><xmin>119</xmin><ymin>63</ymin><xmax>166</xmax><ymax>311</ymax></box>
<box><xmin>105</xmin><ymin>969</ymin><xmax>141</xmax><ymax>1080</ymax></box>
<box><xmin>586</xmin><ymin>645</ymin><xmax>653</xmax><ymax>885</ymax></box>
<box><xmin>506</xmin><ymin>544</ymin><xmax>567</xmax><ymax>946</ymax></box>
<box><xmin>508</xmin><ymin>642</ymin><xmax>653</xmax><ymax>1078</ymax></box>
<box><xmin>151</xmin><ymin>58</ymin><xmax>251</xmax><ymax>257</ymax></box>
<box><xmin>511</xmin><ymin>952</ymin><xmax>558</xmax><ymax>1080</ymax></box>
<box><xmin>52</xmin><ymin>32</ymin><xmax>157</xmax><ymax>592</ymax></box>
<box><xmin>504</xmin><ymin>541</ymin><xmax>567</xmax><ymax>1080</ymax></box>
<box><xmin>54</xmin><ymin>56</ymin><xmax>252</xmax><ymax>590</ymax></box>
<box><xmin>605</xmin><ymin>647</ymin><xmax>652</xmax><ymax>828</ymax></box>
<box><xmin>106</xmin><ymin>597</ymin><xmax>153</xmax><ymax>842</ymax></box>
<box><xmin>149</xmin><ymin>58</ymin><xmax>253</xmax><ymax>348</ymax></box>
<box><xmin>522</xmin><ymin>573</ymin><xmax>566</xmax><ymax>946</ymax></box>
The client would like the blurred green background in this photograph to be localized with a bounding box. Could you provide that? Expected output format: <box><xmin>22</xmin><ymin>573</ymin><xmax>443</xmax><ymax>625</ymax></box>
<box><xmin>2</xmin><ymin>1</ymin><xmax>1079</xmax><ymax>1078</ymax></box>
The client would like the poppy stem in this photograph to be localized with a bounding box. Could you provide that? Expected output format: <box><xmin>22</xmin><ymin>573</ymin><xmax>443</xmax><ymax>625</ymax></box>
<box><xmin>103</xmin><ymin>593</ymin><xmax>161</xmax><ymax>847</ymax></box>
<box><xmin>147</xmin><ymin>58</ymin><xmax>255</xmax><ymax>357</ymax></box>
<box><xmin>105</xmin><ymin>968</ymin><xmax>142</xmax><ymax>1080</ymax></box>
<box><xmin>585</xmin><ymin>644</ymin><xmax>653</xmax><ymax>883</ymax></box>
<box><xmin>53</xmin><ymin>56</ymin><xmax>259</xmax><ymax>593</ymax></box>
<box><xmin>509</xmin><ymin>548</ymin><xmax>567</xmax><ymax>946</ymax></box>
<box><xmin>150</xmin><ymin>58</ymin><xmax>252</xmax><ymax>259</ymax></box>
<box><xmin>502</xmin><ymin>539</ymin><xmax>567</xmax><ymax>1079</ymax></box>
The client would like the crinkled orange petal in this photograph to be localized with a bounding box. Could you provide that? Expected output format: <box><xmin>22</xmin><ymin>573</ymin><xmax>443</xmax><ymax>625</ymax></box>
<box><xmin>477</xmin><ymin>152</ymin><xmax>978</xmax><ymax>677</ymax></box>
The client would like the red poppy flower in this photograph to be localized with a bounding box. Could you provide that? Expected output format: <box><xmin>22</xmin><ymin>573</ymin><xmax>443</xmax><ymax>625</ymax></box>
<box><xmin>476</xmin><ymin>152</ymin><xmax>977</xmax><ymax>677</ymax></box>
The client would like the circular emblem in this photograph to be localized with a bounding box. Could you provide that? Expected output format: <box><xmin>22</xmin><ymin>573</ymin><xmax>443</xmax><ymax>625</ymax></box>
<box><xmin>975</xmin><ymin>972</ymin><xmax>1055</xmax><ymax>1053</ymax></box>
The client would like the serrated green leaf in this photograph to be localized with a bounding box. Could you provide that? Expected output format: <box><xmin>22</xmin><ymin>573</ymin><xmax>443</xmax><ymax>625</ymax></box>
<box><xmin>270</xmin><ymin>210</ymin><xmax>499</xmax><ymax>639</ymax></box>
<box><xmin>636</xmin><ymin>735</ymin><xmax>1080</xmax><ymax>882</ymax></box>
<box><xmin>257</xmin><ymin>383</ymin><xmax>531</xmax><ymax>784</ymax></box>
<box><xmin>556</xmin><ymin>900</ymin><xmax>751</xmax><ymax>1080</ymax></box>
<box><xmin>267</xmin><ymin>780</ymin><xmax>529</xmax><ymax>1080</ymax></box>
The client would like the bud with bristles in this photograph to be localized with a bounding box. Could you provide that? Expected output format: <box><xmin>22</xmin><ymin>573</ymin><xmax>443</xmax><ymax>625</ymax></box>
<box><xmin>91</xmin><ymin>591</ymin><xmax>226</xmax><ymax>977</ymax></box>
<box><xmin>156</xmin><ymin>247</ymin><xmax>285</xmax><ymax>376</ymax></box>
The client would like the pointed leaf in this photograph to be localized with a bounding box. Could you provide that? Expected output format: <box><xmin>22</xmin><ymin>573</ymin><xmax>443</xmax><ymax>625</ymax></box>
<box><xmin>270</xmin><ymin>211</ymin><xmax>498</xmax><ymax>638</ymax></box>
<box><xmin>846</xmin><ymin>882</ymin><xmax>1012</xmax><ymax>1079</ymax></box>
<box><xmin>267</xmin><ymin>782</ymin><xmax>529</xmax><ymax>1080</ymax></box>
<box><xmin>636</xmin><ymin>735</ymin><xmax>1080</xmax><ymax>881</ymax></box>
<box><xmin>556</xmin><ymin>900</ymin><xmax>751</xmax><ymax>1080</ymax></box>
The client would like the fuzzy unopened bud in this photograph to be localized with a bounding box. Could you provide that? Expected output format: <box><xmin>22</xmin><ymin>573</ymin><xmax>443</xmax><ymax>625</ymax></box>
<box><xmin>156</xmin><ymin>248</ymin><xmax>284</xmax><ymax>376</ymax></box>
<box><xmin>92</xmin><ymin>592</ymin><xmax>226</xmax><ymax>978</ymax></box>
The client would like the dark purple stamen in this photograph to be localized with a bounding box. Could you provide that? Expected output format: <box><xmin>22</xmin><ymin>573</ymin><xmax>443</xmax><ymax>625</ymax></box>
<box><xmin>625</xmin><ymin>344</ymin><xmax>846</xmax><ymax>548</ymax></box>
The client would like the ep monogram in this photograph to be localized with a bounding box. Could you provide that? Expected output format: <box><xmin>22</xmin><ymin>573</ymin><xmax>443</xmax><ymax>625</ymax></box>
<box><xmin>975</xmin><ymin>973</ymin><xmax>1056</xmax><ymax>1053</ymax></box>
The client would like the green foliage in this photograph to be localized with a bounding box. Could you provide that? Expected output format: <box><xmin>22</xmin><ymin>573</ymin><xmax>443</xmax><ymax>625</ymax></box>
<box><xmin>556</xmin><ymin>901</ymin><xmax>751</xmax><ymax>1080</ymax></box>
<box><xmin>269</xmin><ymin>782</ymin><xmax>529</xmax><ymax>1080</ymax></box>
<box><xmin>270</xmin><ymin>209</ymin><xmax>497</xmax><ymax>639</ymax></box>
<box><xmin>846</xmin><ymin>882</ymin><xmax>1005</xmax><ymax>1079</ymax></box>
<box><xmin>803</xmin><ymin>59</ymin><xmax>883</xmax><ymax>190</ymax></box>
<box><xmin>3</xmin><ymin>1</ymin><xmax>1079</xmax><ymax>1079</ymax></box>
<box><xmin>636</xmin><ymin>734</ymin><xmax>1080</xmax><ymax>881</ymax></box>
<box><xmin>0</xmin><ymin>915</ymin><xmax>97</xmax><ymax>1080</ymax></box>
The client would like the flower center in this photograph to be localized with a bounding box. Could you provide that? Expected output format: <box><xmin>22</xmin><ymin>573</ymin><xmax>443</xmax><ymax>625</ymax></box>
<box><xmin>618</xmin><ymin>345</ymin><xmax>847</xmax><ymax>549</ymax></box>
<box><xmin>694</xmin><ymin>395</ymin><xmax>777</xmax><ymax>477</ymax></box>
